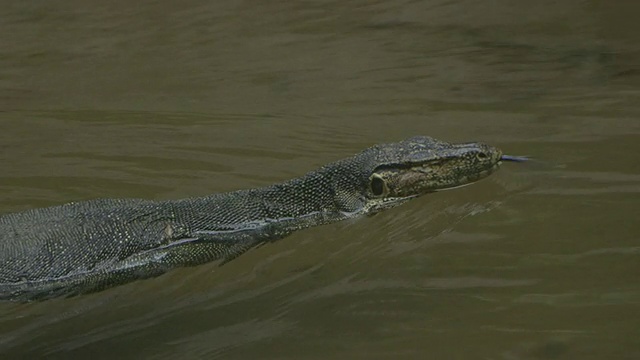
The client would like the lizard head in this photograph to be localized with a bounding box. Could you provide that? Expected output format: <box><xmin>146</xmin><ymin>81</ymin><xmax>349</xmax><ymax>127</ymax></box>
<box><xmin>356</xmin><ymin>136</ymin><xmax>503</xmax><ymax>213</ymax></box>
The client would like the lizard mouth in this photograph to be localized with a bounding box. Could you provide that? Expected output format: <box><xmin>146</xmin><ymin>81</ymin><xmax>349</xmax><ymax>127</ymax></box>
<box><xmin>432</xmin><ymin>161</ymin><xmax>502</xmax><ymax>192</ymax></box>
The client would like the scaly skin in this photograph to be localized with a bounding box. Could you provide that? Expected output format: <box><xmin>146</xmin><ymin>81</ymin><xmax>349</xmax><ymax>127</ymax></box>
<box><xmin>0</xmin><ymin>136</ymin><xmax>502</xmax><ymax>301</ymax></box>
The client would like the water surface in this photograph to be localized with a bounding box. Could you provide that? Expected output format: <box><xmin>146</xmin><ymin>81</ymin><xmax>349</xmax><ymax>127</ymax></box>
<box><xmin>1</xmin><ymin>1</ymin><xmax>639</xmax><ymax>359</ymax></box>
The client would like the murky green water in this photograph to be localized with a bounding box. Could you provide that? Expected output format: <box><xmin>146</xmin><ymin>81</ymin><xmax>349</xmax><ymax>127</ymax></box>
<box><xmin>1</xmin><ymin>1</ymin><xmax>639</xmax><ymax>359</ymax></box>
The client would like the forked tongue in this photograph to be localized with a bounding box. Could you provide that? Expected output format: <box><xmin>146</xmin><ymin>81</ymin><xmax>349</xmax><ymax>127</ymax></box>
<box><xmin>501</xmin><ymin>155</ymin><xmax>529</xmax><ymax>162</ymax></box>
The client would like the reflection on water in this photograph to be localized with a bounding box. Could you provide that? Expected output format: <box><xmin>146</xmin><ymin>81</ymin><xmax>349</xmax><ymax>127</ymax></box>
<box><xmin>1</xmin><ymin>0</ymin><xmax>640</xmax><ymax>358</ymax></box>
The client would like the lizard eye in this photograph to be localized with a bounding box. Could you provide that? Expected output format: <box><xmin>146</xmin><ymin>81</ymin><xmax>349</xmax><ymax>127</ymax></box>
<box><xmin>370</xmin><ymin>175</ymin><xmax>387</xmax><ymax>197</ymax></box>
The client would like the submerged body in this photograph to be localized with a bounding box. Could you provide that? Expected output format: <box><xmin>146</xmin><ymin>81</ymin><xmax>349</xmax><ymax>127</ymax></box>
<box><xmin>0</xmin><ymin>136</ymin><xmax>503</xmax><ymax>301</ymax></box>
